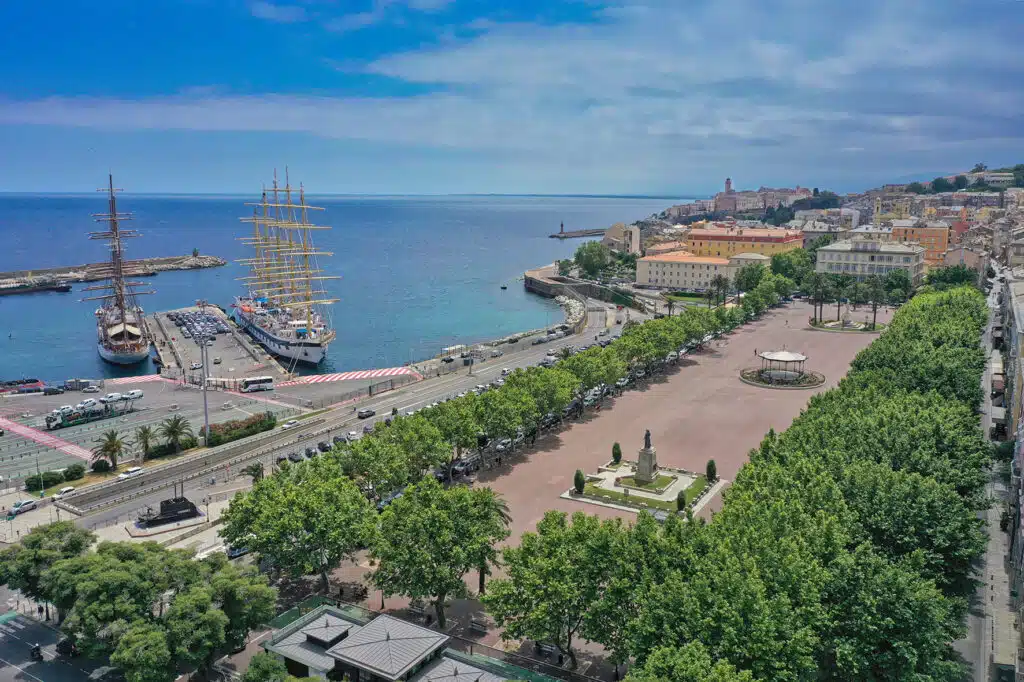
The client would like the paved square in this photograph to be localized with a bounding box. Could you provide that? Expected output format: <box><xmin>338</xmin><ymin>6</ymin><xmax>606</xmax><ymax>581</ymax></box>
<box><xmin>475</xmin><ymin>301</ymin><xmax>895</xmax><ymax>540</ymax></box>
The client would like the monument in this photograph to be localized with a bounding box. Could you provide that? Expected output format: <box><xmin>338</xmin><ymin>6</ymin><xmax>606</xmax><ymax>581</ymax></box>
<box><xmin>636</xmin><ymin>429</ymin><xmax>658</xmax><ymax>484</ymax></box>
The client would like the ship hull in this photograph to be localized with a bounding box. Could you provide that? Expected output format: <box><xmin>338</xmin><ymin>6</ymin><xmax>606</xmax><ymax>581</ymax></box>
<box><xmin>97</xmin><ymin>343</ymin><xmax>150</xmax><ymax>365</ymax></box>
<box><xmin>234</xmin><ymin>311</ymin><xmax>328</xmax><ymax>365</ymax></box>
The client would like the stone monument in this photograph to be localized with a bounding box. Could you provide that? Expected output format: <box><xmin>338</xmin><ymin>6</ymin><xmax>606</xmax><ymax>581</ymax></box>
<box><xmin>636</xmin><ymin>429</ymin><xmax>658</xmax><ymax>484</ymax></box>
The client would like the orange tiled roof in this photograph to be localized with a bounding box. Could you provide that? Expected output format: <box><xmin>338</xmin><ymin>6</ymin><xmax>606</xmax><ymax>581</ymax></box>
<box><xmin>640</xmin><ymin>251</ymin><xmax>730</xmax><ymax>265</ymax></box>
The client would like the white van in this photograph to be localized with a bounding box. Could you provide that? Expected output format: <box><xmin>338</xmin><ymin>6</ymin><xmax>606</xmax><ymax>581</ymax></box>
<box><xmin>124</xmin><ymin>390</ymin><xmax>144</xmax><ymax>400</ymax></box>
<box><xmin>101</xmin><ymin>393</ymin><xmax>122</xmax><ymax>404</ymax></box>
<box><xmin>118</xmin><ymin>466</ymin><xmax>143</xmax><ymax>480</ymax></box>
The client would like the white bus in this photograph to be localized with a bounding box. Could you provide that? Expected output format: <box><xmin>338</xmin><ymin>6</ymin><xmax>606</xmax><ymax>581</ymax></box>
<box><xmin>240</xmin><ymin>376</ymin><xmax>275</xmax><ymax>393</ymax></box>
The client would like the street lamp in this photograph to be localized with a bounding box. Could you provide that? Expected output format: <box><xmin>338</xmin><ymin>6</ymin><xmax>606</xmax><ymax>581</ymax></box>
<box><xmin>200</xmin><ymin>336</ymin><xmax>211</xmax><ymax>447</ymax></box>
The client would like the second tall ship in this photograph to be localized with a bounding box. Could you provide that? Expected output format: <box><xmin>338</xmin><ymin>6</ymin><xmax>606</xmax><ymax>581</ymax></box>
<box><xmin>233</xmin><ymin>170</ymin><xmax>338</xmax><ymax>366</ymax></box>
<box><xmin>83</xmin><ymin>175</ymin><xmax>155</xmax><ymax>365</ymax></box>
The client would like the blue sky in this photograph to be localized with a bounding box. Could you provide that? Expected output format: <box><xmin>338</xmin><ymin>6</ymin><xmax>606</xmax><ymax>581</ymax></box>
<box><xmin>1</xmin><ymin>0</ymin><xmax>1023</xmax><ymax>194</ymax></box>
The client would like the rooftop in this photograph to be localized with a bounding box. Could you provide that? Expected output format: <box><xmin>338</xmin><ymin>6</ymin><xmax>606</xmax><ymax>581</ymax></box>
<box><xmin>267</xmin><ymin>607</ymin><xmax>361</xmax><ymax>673</ymax></box>
<box><xmin>851</xmin><ymin>225</ymin><xmax>894</xmax><ymax>235</ymax></box>
<box><xmin>327</xmin><ymin>614</ymin><xmax>450</xmax><ymax>681</ymax></box>
<box><xmin>640</xmin><ymin>251</ymin><xmax>729</xmax><ymax>265</ymax></box>
<box><xmin>731</xmin><ymin>252</ymin><xmax>770</xmax><ymax>261</ymax></box>
<box><xmin>687</xmin><ymin>226</ymin><xmax>802</xmax><ymax>240</ymax></box>
<box><xmin>819</xmin><ymin>239</ymin><xmax>924</xmax><ymax>255</ymax></box>
<box><xmin>411</xmin><ymin>657</ymin><xmax>506</xmax><ymax>682</ymax></box>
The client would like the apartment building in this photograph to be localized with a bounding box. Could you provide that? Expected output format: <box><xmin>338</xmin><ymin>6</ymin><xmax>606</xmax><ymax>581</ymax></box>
<box><xmin>636</xmin><ymin>251</ymin><xmax>730</xmax><ymax>290</ymax></box>
<box><xmin>684</xmin><ymin>226</ymin><xmax>803</xmax><ymax>258</ymax></box>
<box><xmin>892</xmin><ymin>222</ymin><xmax>950</xmax><ymax>267</ymax></box>
<box><xmin>814</xmin><ymin>239</ymin><xmax>926</xmax><ymax>285</ymax></box>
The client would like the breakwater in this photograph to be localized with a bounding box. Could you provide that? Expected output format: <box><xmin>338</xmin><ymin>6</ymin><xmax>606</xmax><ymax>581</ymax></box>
<box><xmin>549</xmin><ymin>228</ymin><xmax>605</xmax><ymax>239</ymax></box>
<box><xmin>0</xmin><ymin>254</ymin><xmax>226</xmax><ymax>286</ymax></box>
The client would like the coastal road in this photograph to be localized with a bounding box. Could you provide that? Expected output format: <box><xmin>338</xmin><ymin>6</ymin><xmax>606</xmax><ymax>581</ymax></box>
<box><xmin>0</xmin><ymin>612</ymin><xmax>100</xmax><ymax>682</ymax></box>
<box><xmin>66</xmin><ymin>300</ymin><xmax>636</xmax><ymax>528</ymax></box>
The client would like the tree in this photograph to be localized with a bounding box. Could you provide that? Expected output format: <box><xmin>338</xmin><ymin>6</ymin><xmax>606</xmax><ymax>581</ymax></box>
<box><xmin>926</xmin><ymin>264</ymin><xmax>978</xmax><ymax>290</ymax></box>
<box><xmin>807</xmin><ymin>272</ymin><xmax>830</xmax><ymax>324</ymax></box>
<box><xmin>210</xmin><ymin>563</ymin><xmax>277</xmax><ymax>648</ymax></box>
<box><xmin>906</xmin><ymin>182</ymin><xmax>929</xmax><ymax>194</ymax></box>
<box><xmin>971</xmin><ymin>162</ymin><xmax>987</xmax><ymax>173</ymax></box>
<box><xmin>806</xmin><ymin>234</ymin><xmax>835</xmax><ymax>261</ymax></box>
<box><xmin>733</xmin><ymin>264</ymin><xmax>765</xmax><ymax>292</ymax></box>
<box><xmin>111</xmin><ymin>622</ymin><xmax>175</xmax><ymax>682</ymax></box>
<box><xmin>770</xmin><ymin>249</ymin><xmax>812</xmax><ymax>287</ymax></box>
<box><xmin>931</xmin><ymin>177</ymin><xmax>954</xmax><ymax>193</ymax></box>
<box><xmin>706</xmin><ymin>459</ymin><xmax>717</xmax><ymax>482</ymax></box>
<box><xmin>557</xmin><ymin>259</ymin><xmax>573</xmax><ymax>277</ymax></box>
<box><xmin>0</xmin><ymin>522</ymin><xmax>94</xmax><ymax>621</ymax></box>
<box><xmin>484</xmin><ymin>511</ymin><xmax>621</xmax><ymax>668</ymax></box>
<box><xmin>91</xmin><ymin>429</ymin><xmax>128</xmax><ymax>470</ymax></box>
<box><xmin>242</xmin><ymin>652</ymin><xmax>289</xmax><ymax>682</ymax></box>
<box><xmin>220</xmin><ymin>458</ymin><xmax>375</xmax><ymax>590</ymax></box>
<box><xmin>709</xmin><ymin>274</ymin><xmax>732</xmax><ymax>305</ymax></box>
<box><xmin>574</xmin><ymin>241</ymin><xmax>611</xmax><ymax>279</ymax></box>
<box><xmin>612</xmin><ymin>442</ymin><xmax>622</xmax><ymax>464</ymax></box>
<box><xmin>463</xmin><ymin>487</ymin><xmax>511</xmax><ymax>595</ymax></box>
<box><xmin>157</xmin><ymin>415</ymin><xmax>193</xmax><ymax>454</ymax></box>
<box><xmin>428</xmin><ymin>395</ymin><xmax>479</xmax><ymax>479</ymax></box>
<box><xmin>166</xmin><ymin>586</ymin><xmax>228</xmax><ymax>675</ymax></box>
<box><xmin>380</xmin><ymin>414</ymin><xmax>451</xmax><ymax>482</ymax></box>
<box><xmin>954</xmin><ymin>175</ymin><xmax>968</xmax><ymax>190</ymax></box>
<box><xmin>372</xmin><ymin>479</ymin><xmax>505</xmax><ymax>628</ymax></box>
<box><xmin>241</xmin><ymin>462</ymin><xmax>264</xmax><ymax>484</ymax></box>
<box><xmin>676</xmin><ymin>490</ymin><xmax>687</xmax><ymax>511</ymax></box>
<box><xmin>864</xmin><ymin>275</ymin><xmax>887</xmax><ymax>330</ymax></box>
<box><xmin>830</xmin><ymin>274</ymin><xmax>855</xmax><ymax>321</ymax></box>
<box><xmin>574</xmin><ymin>469</ymin><xmax>585</xmax><ymax>494</ymax></box>
<box><xmin>628</xmin><ymin>642</ymin><xmax>755</xmax><ymax>682</ymax></box>
<box><xmin>135</xmin><ymin>425</ymin><xmax>155</xmax><ymax>461</ymax></box>
<box><xmin>884</xmin><ymin>269</ymin><xmax>913</xmax><ymax>303</ymax></box>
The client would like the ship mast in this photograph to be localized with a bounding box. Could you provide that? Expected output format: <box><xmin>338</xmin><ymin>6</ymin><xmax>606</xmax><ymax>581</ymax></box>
<box><xmin>83</xmin><ymin>175</ymin><xmax>154</xmax><ymax>307</ymax></box>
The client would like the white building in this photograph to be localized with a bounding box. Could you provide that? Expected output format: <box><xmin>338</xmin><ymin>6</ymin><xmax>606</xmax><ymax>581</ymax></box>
<box><xmin>636</xmin><ymin>252</ymin><xmax>768</xmax><ymax>291</ymax></box>
<box><xmin>815</xmin><ymin>239</ymin><xmax>926</xmax><ymax>285</ymax></box>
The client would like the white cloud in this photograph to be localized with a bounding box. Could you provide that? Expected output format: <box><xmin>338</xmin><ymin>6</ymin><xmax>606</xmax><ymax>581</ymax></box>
<box><xmin>4</xmin><ymin>0</ymin><xmax>1024</xmax><ymax>191</ymax></box>
<box><xmin>249</xmin><ymin>0</ymin><xmax>307</xmax><ymax>23</ymax></box>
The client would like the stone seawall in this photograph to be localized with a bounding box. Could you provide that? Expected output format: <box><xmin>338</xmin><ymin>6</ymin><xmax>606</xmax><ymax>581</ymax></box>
<box><xmin>0</xmin><ymin>254</ymin><xmax>227</xmax><ymax>284</ymax></box>
<box><xmin>524</xmin><ymin>264</ymin><xmax>647</xmax><ymax>312</ymax></box>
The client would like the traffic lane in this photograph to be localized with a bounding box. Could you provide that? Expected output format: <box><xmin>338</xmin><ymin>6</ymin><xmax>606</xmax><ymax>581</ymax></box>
<box><xmin>0</xmin><ymin>615</ymin><xmax>98</xmax><ymax>682</ymax></box>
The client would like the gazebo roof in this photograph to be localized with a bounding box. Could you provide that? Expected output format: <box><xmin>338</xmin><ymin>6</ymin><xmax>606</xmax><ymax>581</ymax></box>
<box><xmin>759</xmin><ymin>350</ymin><xmax>806</xmax><ymax>362</ymax></box>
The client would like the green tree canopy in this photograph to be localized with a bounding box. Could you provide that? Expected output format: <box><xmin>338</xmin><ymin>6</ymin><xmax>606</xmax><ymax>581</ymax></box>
<box><xmin>574</xmin><ymin>241</ymin><xmax>611</xmax><ymax>278</ymax></box>
<box><xmin>111</xmin><ymin>622</ymin><xmax>175</xmax><ymax>682</ymax></box>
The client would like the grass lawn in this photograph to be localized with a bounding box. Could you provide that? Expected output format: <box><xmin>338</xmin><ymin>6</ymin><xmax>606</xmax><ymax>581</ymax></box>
<box><xmin>619</xmin><ymin>474</ymin><xmax>675</xmax><ymax>491</ymax></box>
<box><xmin>40</xmin><ymin>444</ymin><xmax>205</xmax><ymax>497</ymax></box>
<box><xmin>582</xmin><ymin>474</ymin><xmax>710</xmax><ymax>513</ymax></box>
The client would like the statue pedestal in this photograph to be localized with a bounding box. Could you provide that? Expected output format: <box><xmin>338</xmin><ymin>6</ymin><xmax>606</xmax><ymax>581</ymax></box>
<box><xmin>636</xmin><ymin>447</ymin><xmax>658</xmax><ymax>484</ymax></box>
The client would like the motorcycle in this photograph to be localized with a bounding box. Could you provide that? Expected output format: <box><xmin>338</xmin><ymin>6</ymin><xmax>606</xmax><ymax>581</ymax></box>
<box><xmin>29</xmin><ymin>644</ymin><xmax>42</xmax><ymax>662</ymax></box>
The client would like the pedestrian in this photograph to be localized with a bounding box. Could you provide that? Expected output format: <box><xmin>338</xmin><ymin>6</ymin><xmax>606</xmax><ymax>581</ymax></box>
<box><xmin>754</xmin><ymin>348</ymin><xmax>757</xmax><ymax>356</ymax></box>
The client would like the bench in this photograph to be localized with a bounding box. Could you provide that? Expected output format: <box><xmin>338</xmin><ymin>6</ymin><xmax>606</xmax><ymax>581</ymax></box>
<box><xmin>469</xmin><ymin>617</ymin><xmax>488</xmax><ymax>634</ymax></box>
<box><xmin>537</xmin><ymin>643</ymin><xmax>557</xmax><ymax>657</ymax></box>
<box><xmin>408</xmin><ymin>602</ymin><xmax>426</xmax><ymax>618</ymax></box>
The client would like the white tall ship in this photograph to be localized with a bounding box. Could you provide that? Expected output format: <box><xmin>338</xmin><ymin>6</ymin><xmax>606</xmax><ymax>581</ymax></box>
<box><xmin>233</xmin><ymin>170</ymin><xmax>338</xmax><ymax>366</ymax></box>
<box><xmin>83</xmin><ymin>175</ymin><xmax>155</xmax><ymax>365</ymax></box>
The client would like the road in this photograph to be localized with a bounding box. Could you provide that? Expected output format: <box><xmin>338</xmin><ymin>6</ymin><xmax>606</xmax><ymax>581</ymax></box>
<box><xmin>70</xmin><ymin>301</ymin><xmax>644</xmax><ymax>528</ymax></box>
<box><xmin>0</xmin><ymin>612</ymin><xmax>99</xmax><ymax>682</ymax></box>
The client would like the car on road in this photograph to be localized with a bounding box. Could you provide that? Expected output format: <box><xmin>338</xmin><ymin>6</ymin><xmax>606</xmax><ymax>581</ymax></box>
<box><xmin>11</xmin><ymin>499</ymin><xmax>37</xmax><ymax>514</ymax></box>
<box><xmin>347</xmin><ymin>430</ymin><xmax>360</xmax><ymax>441</ymax></box>
<box><xmin>615</xmin><ymin>377</ymin><xmax>630</xmax><ymax>389</ymax></box>
<box><xmin>501</xmin><ymin>368</ymin><xmax>512</xmax><ymax>376</ymax></box>
<box><xmin>357</xmin><ymin>408</ymin><xmax>376</xmax><ymax>419</ymax></box>
<box><xmin>190</xmin><ymin>362</ymin><xmax>203</xmax><ymax>370</ymax></box>
<box><xmin>276</xmin><ymin>455</ymin><xmax>289</xmax><ymax>466</ymax></box>
<box><xmin>317</xmin><ymin>441</ymin><xmax>331</xmax><ymax>453</ymax></box>
<box><xmin>44</xmin><ymin>386</ymin><xmax>65</xmax><ymax>395</ymax></box>
<box><xmin>363</xmin><ymin>424</ymin><xmax>375</xmax><ymax>434</ymax></box>
<box><xmin>287</xmin><ymin>452</ymin><xmax>304</xmax><ymax>463</ymax></box>
<box><xmin>281</xmin><ymin>419</ymin><xmax>300</xmax><ymax>430</ymax></box>
<box><xmin>213</xmin><ymin>357</ymin><xmax>222</xmax><ymax>364</ymax></box>
<box><xmin>118</xmin><ymin>466</ymin><xmax>143</xmax><ymax>480</ymax></box>
<box><xmin>82</xmin><ymin>385</ymin><xmax>100</xmax><ymax>393</ymax></box>
<box><xmin>125</xmin><ymin>389</ymin><xmax>144</xmax><ymax>400</ymax></box>
<box><xmin>333</xmin><ymin>435</ymin><xmax>346</xmax><ymax>446</ymax></box>
<box><xmin>491</xmin><ymin>349</ymin><xmax>503</xmax><ymax>358</ymax></box>
<box><xmin>77</xmin><ymin>398</ymin><xmax>98</xmax><ymax>410</ymax></box>
<box><xmin>226</xmin><ymin>545</ymin><xmax>250</xmax><ymax>559</ymax></box>
<box><xmin>598</xmin><ymin>328</ymin><xmax>610</xmax><ymax>336</ymax></box>
<box><xmin>304</xmin><ymin>447</ymin><xmax>318</xmax><ymax>459</ymax></box>
<box><xmin>441</xmin><ymin>357</ymin><xmax>455</xmax><ymax>364</ymax></box>
<box><xmin>53</xmin><ymin>486</ymin><xmax>76</xmax><ymax>500</ymax></box>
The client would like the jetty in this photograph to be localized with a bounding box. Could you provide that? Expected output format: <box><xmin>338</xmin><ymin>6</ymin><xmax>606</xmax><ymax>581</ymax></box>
<box><xmin>0</xmin><ymin>254</ymin><xmax>226</xmax><ymax>296</ymax></box>
<box><xmin>549</xmin><ymin>228</ymin><xmax>605</xmax><ymax>240</ymax></box>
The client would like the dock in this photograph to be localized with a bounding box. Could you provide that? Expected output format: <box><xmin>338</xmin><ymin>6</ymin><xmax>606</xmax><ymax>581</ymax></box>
<box><xmin>549</xmin><ymin>228</ymin><xmax>605</xmax><ymax>239</ymax></box>
<box><xmin>149</xmin><ymin>304</ymin><xmax>290</xmax><ymax>384</ymax></box>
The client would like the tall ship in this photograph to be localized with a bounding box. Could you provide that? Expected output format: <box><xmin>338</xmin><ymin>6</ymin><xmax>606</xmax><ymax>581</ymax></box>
<box><xmin>233</xmin><ymin>170</ymin><xmax>338</xmax><ymax>366</ymax></box>
<box><xmin>83</xmin><ymin>175</ymin><xmax>155</xmax><ymax>365</ymax></box>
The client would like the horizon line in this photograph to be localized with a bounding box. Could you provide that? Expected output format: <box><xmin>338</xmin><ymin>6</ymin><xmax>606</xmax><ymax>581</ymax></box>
<box><xmin>0</xmin><ymin>191</ymin><xmax>708</xmax><ymax>201</ymax></box>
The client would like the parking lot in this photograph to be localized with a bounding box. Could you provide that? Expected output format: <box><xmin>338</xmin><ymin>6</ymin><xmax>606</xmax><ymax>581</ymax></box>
<box><xmin>155</xmin><ymin>306</ymin><xmax>285</xmax><ymax>383</ymax></box>
<box><xmin>0</xmin><ymin>377</ymin><xmax>299</xmax><ymax>487</ymax></box>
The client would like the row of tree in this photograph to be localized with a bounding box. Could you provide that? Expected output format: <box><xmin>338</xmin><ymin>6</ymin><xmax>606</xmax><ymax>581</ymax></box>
<box><xmin>89</xmin><ymin>415</ymin><xmax>196</xmax><ymax>472</ymax></box>
<box><xmin>0</xmin><ymin>523</ymin><xmax>277</xmax><ymax>682</ymax></box>
<box><xmin>479</xmin><ymin>286</ymin><xmax>989</xmax><ymax>681</ymax></box>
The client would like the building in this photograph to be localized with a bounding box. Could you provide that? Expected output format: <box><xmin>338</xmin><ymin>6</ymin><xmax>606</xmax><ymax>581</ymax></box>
<box><xmin>850</xmin><ymin>224</ymin><xmax>894</xmax><ymax>241</ymax></box>
<box><xmin>943</xmin><ymin>245</ymin><xmax>988</xmax><ymax>280</ymax></box>
<box><xmin>684</xmin><ymin>226</ymin><xmax>803</xmax><ymax>258</ymax></box>
<box><xmin>815</xmin><ymin>239</ymin><xmax>926</xmax><ymax>285</ymax></box>
<box><xmin>601</xmin><ymin>222</ymin><xmax>641</xmax><ymax>254</ymax></box>
<box><xmin>892</xmin><ymin>221</ymin><xmax>950</xmax><ymax>267</ymax></box>
<box><xmin>636</xmin><ymin>251</ymin><xmax>768</xmax><ymax>290</ymax></box>
<box><xmin>645</xmin><ymin>240</ymin><xmax>689</xmax><ymax>256</ymax></box>
<box><xmin>985</xmin><ymin>172</ymin><xmax>1016</xmax><ymax>188</ymax></box>
<box><xmin>263</xmin><ymin>605</ymin><xmax>525</xmax><ymax>682</ymax></box>
<box><xmin>796</xmin><ymin>220</ymin><xmax>850</xmax><ymax>248</ymax></box>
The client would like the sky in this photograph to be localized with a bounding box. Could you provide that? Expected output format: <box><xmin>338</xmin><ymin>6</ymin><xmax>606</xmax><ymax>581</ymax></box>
<box><xmin>1</xmin><ymin>0</ymin><xmax>1023</xmax><ymax>195</ymax></box>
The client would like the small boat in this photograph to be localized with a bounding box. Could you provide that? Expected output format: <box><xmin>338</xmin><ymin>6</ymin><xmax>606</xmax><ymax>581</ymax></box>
<box><xmin>500</xmin><ymin>285</ymin><xmax>508</xmax><ymax>290</ymax></box>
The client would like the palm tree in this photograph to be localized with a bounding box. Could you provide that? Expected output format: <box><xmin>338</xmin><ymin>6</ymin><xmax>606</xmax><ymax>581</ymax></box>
<box><xmin>91</xmin><ymin>429</ymin><xmax>128</xmax><ymax>470</ymax></box>
<box><xmin>474</xmin><ymin>490</ymin><xmax>512</xmax><ymax>595</ymax></box>
<box><xmin>556</xmin><ymin>345</ymin><xmax>575</xmax><ymax>361</ymax></box>
<box><xmin>158</xmin><ymin>415</ymin><xmax>194</xmax><ymax>454</ymax></box>
<box><xmin>704</xmin><ymin>288</ymin><xmax>715</xmax><ymax>308</ymax></box>
<box><xmin>831</xmin><ymin>274</ymin><xmax>855</xmax><ymax>322</ymax></box>
<box><xmin>241</xmin><ymin>462</ymin><xmax>264</xmax><ymax>484</ymax></box>
<box><xmin>666</xmin><ymin>298</ymin><xmax>675</xmax><ymax>317</ymax></box>
<box><xmin>709</xmin><ymin>274</ymin><xmax>731</xmax><ymax>306</ymax></box>
<box><xmin>865</xmin><ymin>275</ymin><xmax>887</xmax><ymax>330</ymax></box>
<box><xmin>135</xmin><ymin>425</ymin><xmax>155</xmax><ymax>461</ymax></box>
<box><xmin>807</xmin><ymin>273</ymin><xmax>829</xmax><ymax>324</ymax></box>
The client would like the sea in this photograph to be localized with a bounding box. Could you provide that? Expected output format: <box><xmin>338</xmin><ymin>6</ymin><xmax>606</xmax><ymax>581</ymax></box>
<box><xmin>0</xmin><ymin>194</ymin><xmax>690</xmax><ymax>382</ymax></box>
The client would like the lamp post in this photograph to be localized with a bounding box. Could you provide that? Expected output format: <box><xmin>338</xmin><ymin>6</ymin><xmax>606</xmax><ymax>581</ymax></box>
<box><xmin>200</xmin><ymin>337</ymin><xmax>211</xmax><ymax>447</ymax></box>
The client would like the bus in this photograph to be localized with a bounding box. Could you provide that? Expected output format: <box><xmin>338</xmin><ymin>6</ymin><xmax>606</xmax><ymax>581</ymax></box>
<box><xmin>240</xmin><ymin>376</ymin><xmax>275</xmax><ymax>393</ymax></box>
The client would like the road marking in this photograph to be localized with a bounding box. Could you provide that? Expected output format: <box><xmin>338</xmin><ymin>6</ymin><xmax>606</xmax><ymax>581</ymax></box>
<box><xmin>0</xmin><ymin>418</ymin><xmax>92</xmax><ymax>461</ymax></box>
<box><xmin>0</xmin><ymin>655</ymin><xmax>45</xmax><ymax>682</ymax></box>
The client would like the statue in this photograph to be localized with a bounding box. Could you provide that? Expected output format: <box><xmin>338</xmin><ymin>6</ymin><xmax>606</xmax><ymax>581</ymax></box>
<box><xmin>637</xmin><ymin>429</ymin><xmax>657</xmax><ymax>484</ymax></box>
<box><xmin>644</xmin><ymin>429</ymin><xmax>652</xmax><ymax>450</ymax></box>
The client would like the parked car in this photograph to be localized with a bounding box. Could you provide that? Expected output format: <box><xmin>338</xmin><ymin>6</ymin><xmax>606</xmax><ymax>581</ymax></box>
<box><xmin>43</xmin><ymin>386</ymin><xmax>65</xmax><ymax>395</ymax></box>
<box><xmin>304</xmin><ymin>447</ymin><xmax>318</xmax><ymax>459</ymax></box>
<box><xmin>118</xmin><ymin>466</ymin><xmax>143</xmax><ymax>480</ymax></box>
<box><xmin>11</xmin><ymin>499</ymin><xmax>37</xmax><ymax>515</ymax></box>
<box><xmin>332</xmin><ymin>435</ymin><xmax>346</xmax><ymax>446</ymax></box>
<box><xmin>124</xmin><ymin>389</ymin><xmax>144</xmax><ymax>400</ymax></box>
<box><xmin>190</xmin><ymin>362</ymin><xmax>203</xmax><ymax>370</ymax></box>
<box><xmin>317</xmin><ymin>441</ymin><xmax>331</xmax><ymax>453</ymax></box>
<box><xmin>101</xmin><ymin>392</ymin><xmax>122</xmax><ymax>404</ymax></box>
<box><xmin>53</xmin><ymin>486</ymin><xmax>76</xmax><ymax>500</ymax></box>
<box><xmin>82</xmin><ymin>385</ymin><xmax>100</xmax><ymax>394</ymax></box>
<box><xmin>281</xmin><ymin>419</ymin><xmax>300</xmax><ymax>430</ymax></box>
<box><xmin>287</xmin><ymin>452</ymin><xmax>304</xmax><ymax>463</ymax></box>
<box><xmin>357</xmin><ymin>408</ymin><xmax>375</xmax><ymax>419</ymax></box>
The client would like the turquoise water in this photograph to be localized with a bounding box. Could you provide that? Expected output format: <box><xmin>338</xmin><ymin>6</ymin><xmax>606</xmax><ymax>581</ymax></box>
<box><xmin>0</xmin><ymin>194</ymin><xmax>685</xmax><ymax>381</ymax></box>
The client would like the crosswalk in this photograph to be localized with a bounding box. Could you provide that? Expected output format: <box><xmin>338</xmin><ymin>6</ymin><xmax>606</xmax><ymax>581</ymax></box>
<box><xmin>0</xmin><ymin>418</ymin><xmax>92</xmax><ymax>461</ymax></box>
<box><xmin>277</xmin><ymin>366</ymin><xmax>420</xmax><ymax>387</ymax></box>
